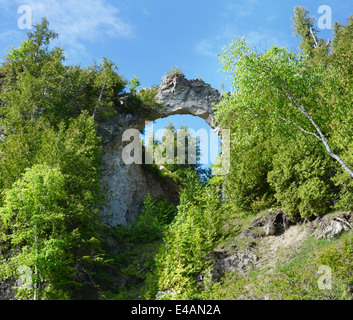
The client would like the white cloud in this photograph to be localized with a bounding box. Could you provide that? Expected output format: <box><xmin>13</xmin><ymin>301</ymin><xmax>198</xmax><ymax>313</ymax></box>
<box><xmin>14</xmin><ymin>0</ymin><xmax>134</xmax><ymax>55</ymax></box>
<box><xmin>195</xmin><ymin>40</ymin><xmax>215</xmax><ymax>57</ymax></box>
<box><xmin>142</xmin><ymin>8</ymin><xmax>151</xmax><ymax>16</ymax></box>
<box><xmin>0</xmin><ymin>30</ymin><xmax>21</xmax><ymax>42</ymax></box>
<box><xmin>195</xmin><ymin>1</ymin><xmax>283</xmax><ymax>57</ymax></box>
<box><xmin>224</xmin><ymin>0</ymin><xmax>259</xmax><ymax>18</ymax></box>
<box><xmin>245</xmin><ymin>31</ymin><xmax>281</xmax><ymax>50</ymax></box>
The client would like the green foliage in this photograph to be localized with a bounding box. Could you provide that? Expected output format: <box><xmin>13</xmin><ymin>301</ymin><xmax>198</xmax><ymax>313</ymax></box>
<box><xmin>318</xmin><ymin>235</ymin><xmax>353</xmax><ymax>289</ymax></box>
<box><xmin>165</xmin><ymin>66</ymin><xmax>184</xmax><ymax>77</ymax></box>
<box><xmin>0</xmin><ymin>111</ymin><xmax>105</xmax><ymax>298</ymax></box>
<box><xmin>129</xmin><ymin>76</ymin><xmax>141</xmax><ymax>94</ymax></box>
<box><xmin>137</xmin><ymin>85</ymin><xmax>162</xmax><ymax>108</ymax></box>
<box><xmin>149</xmin><ymin>122</ymin><xmax>210</xmax><ymax>183</ymax></box>
<box><xmin>291</xmin><ymin>6</ymin><xmax>330</xmax><ymax>65</ymax></box>
<box><xmin>130</xmin><ymin>194</ymin><xmax>177</xmax><ymax>243</ymax></box>
<box><xmin>324</xmin><ymin>16</ymin><xmax>353</xmax><ymax>211</ymax></box>
<box><xmin>0</xmin><ymin>20</ymin><xmax>112</xmax><ymax>299</ymax></box>
<box><xmin>149</xmin><ymin>172</ymin><xmax>224</xmax><ymax>299</ymax></box>
<box><xmin>224</xmin><ymin>120</ymin><xmax>277</xmax><ymax>212</ymax></box>
<box><xmin>268</xmin><ymin>138</ymin><xmax>333</xmax><ymax>220</ymax></box>
<box><xmin>37</xmin><ymin>113</ymin><xmax>104</xmax><ymax>243</ymax></box>
<box><xmin>215</xmin><ymin>8</ymin><xmax>353</xmax><ymax>218</ymax></box>
<box><xmin>0</xmin><ymin>19</ymin><xmax>127</xmax><ymax>130</ymax></box>
<box><xmin>216</xmin><ymin>37</ymin><xmax>330</xmax><ymax>219</ymax></box>
<box><xmin>0</xmin><ymin>164</ymin><xmax>77</xmax><ymax>299</ymax></box>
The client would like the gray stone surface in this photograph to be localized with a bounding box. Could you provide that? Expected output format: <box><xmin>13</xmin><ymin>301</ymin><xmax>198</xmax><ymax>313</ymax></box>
<box><xmin>99</xmin><ymin>74</ymin><xmax>221</xmax><ymax>226</ymax></box>
<box><xmin>312</xmin><ymin>213</ymin><xmax>352</xmax><ymax>239</ymax></box>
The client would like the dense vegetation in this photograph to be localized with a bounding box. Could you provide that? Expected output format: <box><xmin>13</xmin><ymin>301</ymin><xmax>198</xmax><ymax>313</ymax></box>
<box><xmin>217</xmin><ymin>7</ymin><xmax>353</xmax><ymax>220</ymax></box>
<box><xmin>142</xmin><ymin>7</ymin><xmax>353</xmax><ymax>300</ymax></box>
<box><xmin>0</xmin><ymin>7</ymin><xmax>353</xmax><ymax>300</ymax></box>
<box><xmin>0</xmin><ymin>18</ymin><xmax>153</xmax><ymax>299</ymax></box>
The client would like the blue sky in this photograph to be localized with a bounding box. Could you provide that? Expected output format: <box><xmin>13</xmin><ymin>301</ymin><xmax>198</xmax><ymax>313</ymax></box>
<box><xmin>0</xmin><ymin>0</ymin><xmax>352</xmax><ymax>165</ymax></box>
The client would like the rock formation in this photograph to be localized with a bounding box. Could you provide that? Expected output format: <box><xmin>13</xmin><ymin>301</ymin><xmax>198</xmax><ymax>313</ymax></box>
<box><xmin>99</xmin><ymin>74</ymin><xmax>221</xmax><ymax>226</ymax></box>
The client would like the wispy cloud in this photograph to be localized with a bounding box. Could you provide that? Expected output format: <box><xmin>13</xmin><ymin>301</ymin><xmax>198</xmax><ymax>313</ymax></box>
<box><xmin>195</xmin><ymin>40</ymin><xmax>216</xmax><ymax>57</ymax></box>
<box><xmin>244</xmin><ymin>30</ymin><xmax>281</xmax><ymax>50</ymax></box>
<box><xmin>195</xmin><ymin>0</ymin><xmax>283</xmax><ymax>57</ymax></box>
<box><xmin>0</xmin><ymin>30</ymin><xmax>21</xmax><ymax>42</ymax></box>
<box><xmin>223</xmin><ymin>0</ymin><xmax>259</xmax><ymax>19</ymax></box>
<box><xmin>13</xmin><ymin>0</ymin><xmax>134</xmax><ymax>56</ymax></box>
<box><xmin>142</xmin><ymin>8</ymin><xmax>151</xmax><ymax>16</ymax></box>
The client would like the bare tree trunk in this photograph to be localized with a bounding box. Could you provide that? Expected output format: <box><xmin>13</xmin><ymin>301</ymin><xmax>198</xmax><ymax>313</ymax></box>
<box><xmin>284</xmin><ymin>91</ymin><xmax>353</xmax><ymax>179</ymax></box>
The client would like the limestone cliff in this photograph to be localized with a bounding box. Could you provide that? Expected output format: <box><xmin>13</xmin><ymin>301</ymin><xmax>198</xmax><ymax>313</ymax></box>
<box><xmin>99</xmin><ymin>74</ymin><xmax>221</xmax><ymax>226</ymax></box>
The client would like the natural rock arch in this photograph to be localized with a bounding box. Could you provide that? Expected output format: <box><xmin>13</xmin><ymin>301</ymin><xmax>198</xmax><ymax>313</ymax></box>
<box><xmin>99</xmin><ymin>74</ymin><xmax>221</xmax><ymax>226</ymax></box>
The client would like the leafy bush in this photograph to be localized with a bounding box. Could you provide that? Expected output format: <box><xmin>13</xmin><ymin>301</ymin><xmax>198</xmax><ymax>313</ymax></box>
<box><xmin>317</xmin><ymin>235</ymin><xmax>353</xmax><ymax>284</ymax></box>
<box><xmin>138</xmin><ymin>85</ymin><xmax>162</xmax><ymax>108</ymax></box>
<box><xmin>149</xmin><ymin>172</ymin><xmax>224</xmax><ymax>299</ymax></box>
<box><xmin>130</xmin><ymin>194</ymin><xmax>177</xmax><ymax>243</ymax></box>
<box><xmin>224</xmin><ymin>126</ymin><xmax>276</xmax><ymax>212</ymax></box>
<box><xmin>268</xmin><ymin>138</ymin><xmax>334</xmax><ymax>220</ymax></box>
<box><xmin>331</xmin><ymin>144</ymin><xmax>353</xmax><ymax>211</ymax></box>
<box><xmin>165</xmin><ymin>66</ymin><xmax>184</xmax><ymax>77</ymax></box>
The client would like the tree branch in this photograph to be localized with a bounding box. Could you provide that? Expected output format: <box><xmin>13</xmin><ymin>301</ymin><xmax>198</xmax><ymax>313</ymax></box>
<box><xmin>278</xmin><ymin>116</ymin><xmax>322</xmax><ymax>141</ymax></box>
<box><xmin>280</xmin><ymin>81</ymin><xmax>353</xmax><ymax>178</ymax></box>
<box><xmin>257</xmin><ymin>62</ymin><xmax>353</xmax><ymax>178</ymax></box>
<box><xmin>309</xmin><ymin>27</ymin><xmax>319</xmax><ymax>48</ymax></box>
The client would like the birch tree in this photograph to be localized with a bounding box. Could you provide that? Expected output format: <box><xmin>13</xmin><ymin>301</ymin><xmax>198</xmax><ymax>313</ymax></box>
<box><xmin>217</xmin><ymin>37</ymin><xmax>353</xmax><ymax>179</ymax></box>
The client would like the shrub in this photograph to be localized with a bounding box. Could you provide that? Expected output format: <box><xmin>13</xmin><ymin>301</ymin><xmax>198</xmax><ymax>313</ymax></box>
<box><xmin>268</xmin><ymin>138</ymin><xmax>334</xmax><ymax>220</ymax></box>
<box><xmin>130</xmin><ymin>194</ymin><xmax>177</xmax><ymax>243</ymax></box>
<box><xmin>165</xmin><ymin>66</ymin><xmax>184</xmax><ymax>77</ymax></box>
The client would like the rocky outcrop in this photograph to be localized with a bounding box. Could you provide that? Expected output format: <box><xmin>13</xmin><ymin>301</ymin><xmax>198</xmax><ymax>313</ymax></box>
<box><xmin>99</xmin><ymin>74</ymin><xmax>221</xmax><ymax>226</ymax></box>
<box><xmin>155</xmin><ymin>75</ymin><xmax>221</xmax><ymax>127</ymax></box>
<box><xmin>207</xmin><ymin>249</ymin><xmax>258</xmax><ymax>282</ymax></box>
<box><xmin>312</xmin><ymin>213</ymin><xmax>352</xmax><ymax>239</ymax></box>
<box><xmin>240</xmin><ymin>210</ymin><xmax>293</xmax><ymax>238</ymax></box>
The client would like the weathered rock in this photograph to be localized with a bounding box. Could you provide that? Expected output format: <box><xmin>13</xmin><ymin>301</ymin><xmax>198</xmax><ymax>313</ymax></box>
<box><xmin>312</xmin><ymin>213</ymin><xmax>352</xmax><ymax>239</ymax></box>
<box><xmin>240</xmin><ymin>210</ymin><xmax>293</xmax><ymax>239</ymax></box>
<box><xmin>207</xmin><ymin>249</ymin><xmax>258</xmax><ymax>281</ymax></box>
<box><xmin>0</xmin><ymin>278</ymin><xmax>17</xmax><ymax>300</ymax></box>
<box><xmin>99</xmin><ymin>74</ymin><xmax>221</xmax><ymax>226</ymax></box>
<box><xmin>155</xmin><ymin>74</ymin><xmax>221</xmax><ymax>127</ymax></box>
<box><xmin>155</xmin><ymin>289</ymin><xmax>176</xmax><ymax>298</ymax></box>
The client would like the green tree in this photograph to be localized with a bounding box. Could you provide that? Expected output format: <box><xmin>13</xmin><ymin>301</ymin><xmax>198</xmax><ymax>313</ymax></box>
<box><xmin>217</xmin><ymin>37</ymin><xmax>353</xmax><ymax>180</ymax></box>
<box><xmin>0</xmin><ymin>19</ymin><xmax>110</xmax><ymax>298</ymax></box>
<box><xmin>0</xmin><ymin>18</ymin><xmax>127</xmax><ymax>130</ymax></box>
<box><xmin>323</xmin><ymin>16</ymin><xmax>353</xmax><ymax>210</ymax></box>
<box><xmin>151</xmin><ymin>123</ymin><xmax>209</xmax><ymax>182</ymax></box>
<box><xmin>222</xmin><ymin>115</ymin><xmax>277</xmax><ymax>211</ymax></box>
<box><xmin>129</xmin><ymin>75</ymin><xmax>141</xmax><ymax>94</ymax></box>
<box><xmin>151</xmin><ymin>171</ymin><xmax>223</xmax><ymax>299</ymax></box>
<box><xmin>292</xmin><ymin>6</ymin><xmax>330</xmax><ymax>65</ymax></box>
<box><xmin>267</xmin><ymin>137</ymin><xmax>333</xmax><ymax>220</ymax></box>
<box><xmin>216</xmin><ymin>12</ymin><xmax>353</xmax><ymax>217</ymax></box>
<box><xmin>0</xmin><ymin>164</ymin><xmax>76</xmax><ymax>299</ymax></box>
<box><xmin>0</xmin><ymin>112</ymin><xmax>105</xmax><ymax>299</ymax></box>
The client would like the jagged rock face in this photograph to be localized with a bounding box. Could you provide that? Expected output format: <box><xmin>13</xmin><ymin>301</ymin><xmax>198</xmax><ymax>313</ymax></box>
<box><xmin>99</xmin><ymin>74</ymin><xmax>221</xmax><ymax>226</ymax></box>
<box><xmin>155</xmin><ymin>75</ymin><xmax>221</xmax><ymax>127</ymax></box>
